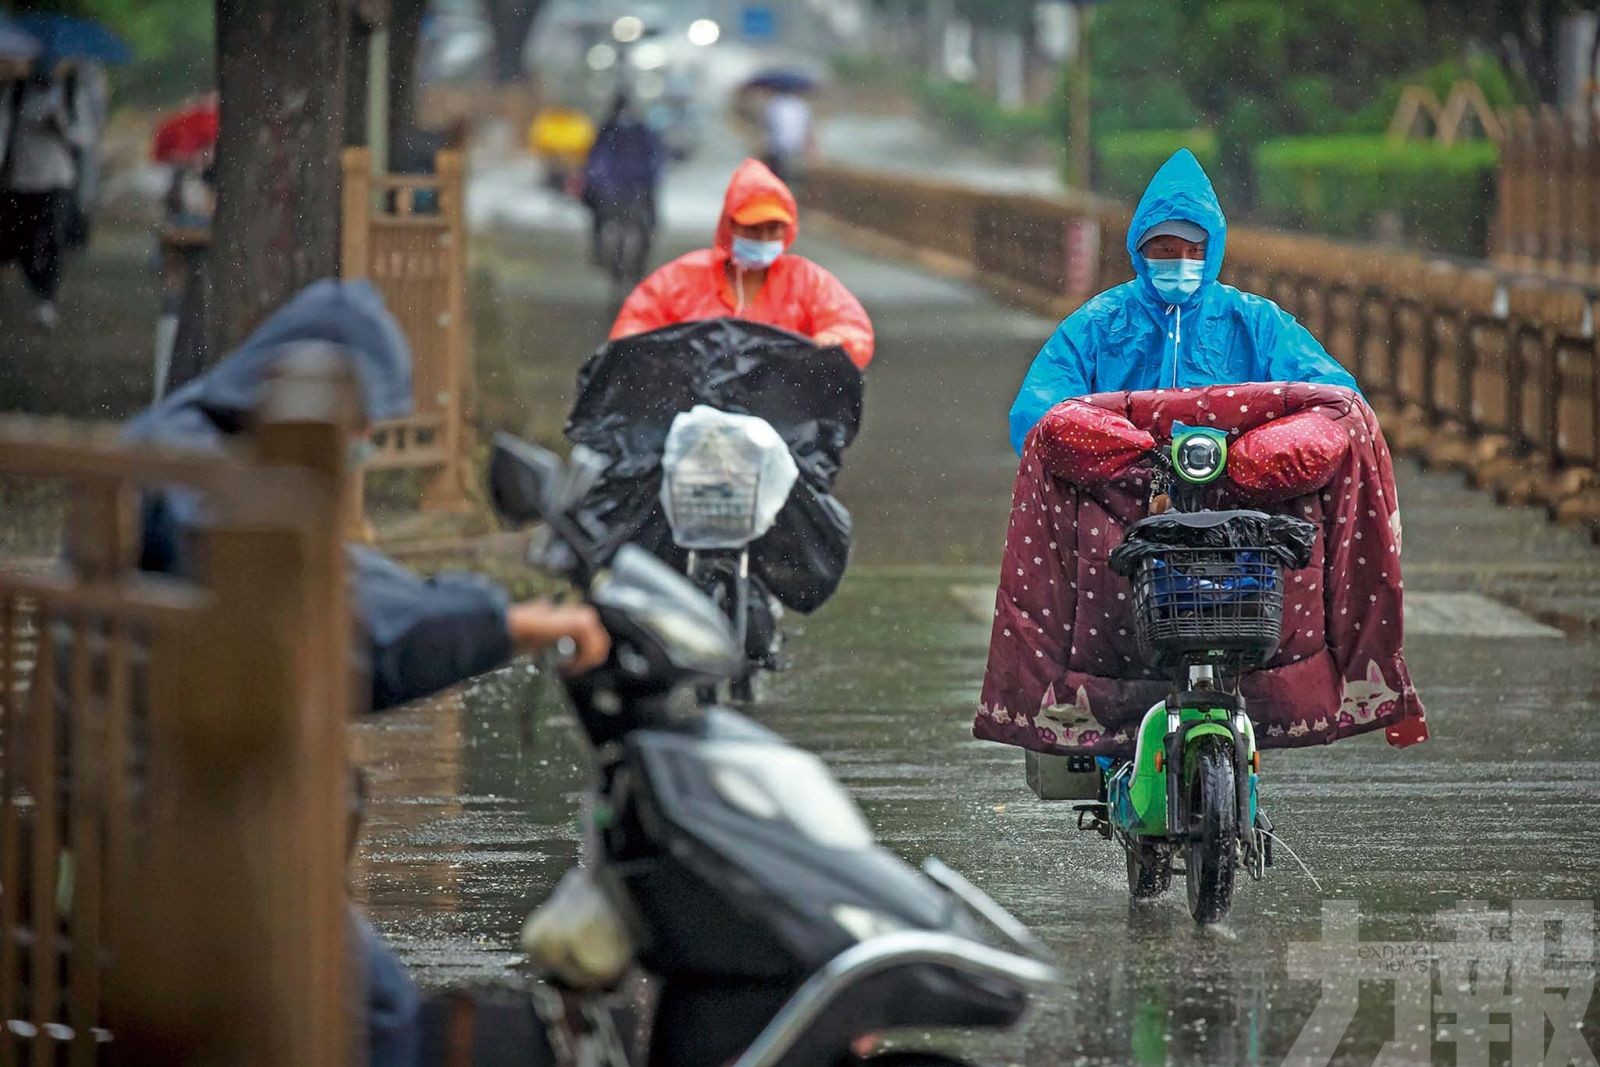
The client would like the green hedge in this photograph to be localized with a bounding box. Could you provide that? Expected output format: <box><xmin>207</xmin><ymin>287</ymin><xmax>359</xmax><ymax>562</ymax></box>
<box><xmin>1095</xmin><ymin>129</ymin><xmax>1219</xmax><ymax>202</ymax></box>
<box><xmin>919</xmin><ymin>80</ymin><xmax>1055</xmax><ymax>157</ymax></box>
<box><xmin>1253</xmin><ymin>134</ymin><xmax>1497</xmax><ymax>256</ymax></box>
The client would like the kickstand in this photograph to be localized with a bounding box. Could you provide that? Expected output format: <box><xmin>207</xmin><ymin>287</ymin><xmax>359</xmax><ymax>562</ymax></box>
<box><xmin>1074</xmin><ymin>803</ymin><xmax>1112</xmax><ymax>840</ymax></box>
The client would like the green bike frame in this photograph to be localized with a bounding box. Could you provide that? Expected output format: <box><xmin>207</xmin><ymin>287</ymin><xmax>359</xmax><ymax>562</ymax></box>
<box><xmin>1107</xmin><ymin>693</ymin><xmax>1258</xmax><ymax>839</ymax></box>
<box><xmin>1106</xmin><ymin>424</ymin><xmax>1257</xmax><ymax>845</ymax></box>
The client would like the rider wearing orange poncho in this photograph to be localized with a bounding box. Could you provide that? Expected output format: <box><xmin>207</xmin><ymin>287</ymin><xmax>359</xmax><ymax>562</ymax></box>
<box><xmin>609</xmin><ymin>158</ymin><xmax>875</xmax><ymax>369</ymax></box>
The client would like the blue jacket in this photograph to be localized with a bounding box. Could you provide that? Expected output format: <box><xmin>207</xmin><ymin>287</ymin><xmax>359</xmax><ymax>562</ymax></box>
<box><xmin>125</xmin><ymin>278</ymin><xmax>512</xmax><ymax>714</ymax></box>
<box><xmin>1008</xmin><ymin>149</ymin><xmax>1359</xmax><ymax>454</ymax></box>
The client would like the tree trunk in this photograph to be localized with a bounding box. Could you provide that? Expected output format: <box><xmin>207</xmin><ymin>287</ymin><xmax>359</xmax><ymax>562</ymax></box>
<box><xmin>388</xmin><ymin>0</ymin><xmax>427</xmax><ymax>165</ymax></box>
<box><xmin>210</xmin><ymin>0</ymin><xmax>350</xmax><ymax>356</ymax></box>
<box><xmin>483</xmin><ymin>0</ymin><xmax>541</xmax><ymax>83</ymax></box>
<box><xmin>345</xmin><ymin>16</ymin><xmax>372</xmax><ymax>148</ymax></box>
<box><xmin>1521</xmin><ymin>0</ymin><xmax>1561</xmax><ymax>106</ymax></box>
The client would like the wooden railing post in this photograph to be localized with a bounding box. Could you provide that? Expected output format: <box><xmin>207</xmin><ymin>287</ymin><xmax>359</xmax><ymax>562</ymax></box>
<box><xmin>108</xmin><ymin>353</ymin><xmax>358</xmax><ymax>1067</ymax></box>
<box><xmin>423</xmin><ymin>149</ymin><xmax>470</xmax><ymax>512</ymax></box>
<box><xmin>341</xmin><ymin>147</ymin><xmax>373</xmax><ymax>281</ymax></box>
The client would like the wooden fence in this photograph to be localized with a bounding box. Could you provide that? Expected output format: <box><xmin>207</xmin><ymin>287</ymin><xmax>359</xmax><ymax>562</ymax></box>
<box><xmin>341</xmin><ymin>147</ymin><xmax>472</xmax><ymax>513</ymax></box>
<box><xmin>803</xmin><ymin>165</ymin><xmax>1600</xmax><ymax>536</ymax></box>
<box><xmin>0</xmin><ymin>351</ymin><xmax>357</xmax><ymax>1065</ymax></box>
<box><xmin>1492</xmin><ymin>108</ymin><xmax>1600</xmax><ymax>283</ymax></box>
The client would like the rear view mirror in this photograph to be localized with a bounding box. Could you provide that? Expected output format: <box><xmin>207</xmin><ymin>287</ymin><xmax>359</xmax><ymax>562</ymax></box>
<box><xmin>558</xmin><ymin>444</ymin><xmax>611</xmax><ymax>511</ymax></box>
<box><xmin>488</xmin><ymin>433</ymin><xmax>564</xmax><ymax>525</ymax></box>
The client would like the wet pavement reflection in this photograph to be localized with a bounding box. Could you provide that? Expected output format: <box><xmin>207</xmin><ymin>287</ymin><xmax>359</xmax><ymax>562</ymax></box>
<box><xmin>354</xmin><ymin>140</ymin><xmax>1600</xmax><ymax>1063</ymax></box>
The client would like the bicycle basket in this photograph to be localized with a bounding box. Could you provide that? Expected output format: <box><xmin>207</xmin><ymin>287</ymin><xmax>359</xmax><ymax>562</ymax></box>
<box><xmin>1128</xmin><ymin>547</ymin><xmax>1286</xmax><ymax>668</ymax></box>
<box><xmin>660</xmin><ymin>406</ymin><xmax>799</xmax><ymax>549</ymax></box>
<box><xmin>665</xmin><ymin>465</ymin><xmax>763</xmax><ymax>548</ymax></box>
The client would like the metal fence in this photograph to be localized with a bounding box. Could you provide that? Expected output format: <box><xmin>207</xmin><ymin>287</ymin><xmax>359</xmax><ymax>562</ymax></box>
<box><xmin>0</xmin><ymin>351</ymin><xmax>357</xmax><ymax>1065</ymax></box>
<box><xmin>803</xmin><ymin>165</ymin><xmax>1600</xmax><ymax>535</ymax></box>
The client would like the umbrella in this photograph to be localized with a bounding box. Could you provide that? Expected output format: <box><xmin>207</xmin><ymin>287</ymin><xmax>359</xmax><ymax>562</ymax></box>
<box><xmin>152</xmin><ymin>100</ymin><xmax>219</xmax><ymax>163</ymax></box>
<box><xmin>13</xmin><ymin>13</ymin><xmax>130</xmax><ymax>66</ymax></box>
<box><xmin>0</xmin><ymin>15</ymin><xmax>40</xmax><ymax>65</ymax></box>
<box><xmin>739</xmin><ymin>69</ymin><xmax>820</xmax><ymax>94</ymax></box>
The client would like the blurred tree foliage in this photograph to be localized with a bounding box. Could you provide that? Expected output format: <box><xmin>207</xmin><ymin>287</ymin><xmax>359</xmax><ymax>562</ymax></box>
<box><xmin>483</xmin><ymin>0</ymin><xmax>546</xmax><ymax>82</ymax></box>
<box><xmin>1081</xmin><ymin>0</ymin><xmax>1436</xmax><ymax>199</ymax></box>
<box><xmin>1417</xmin><ymin>0</ymin><xmax>1600</xmax><ymax>106</ymax></box>
<box><xmin>9</xmin><ymin>0</ymin><xmax>215</xmax><ymax>103</ymax></box>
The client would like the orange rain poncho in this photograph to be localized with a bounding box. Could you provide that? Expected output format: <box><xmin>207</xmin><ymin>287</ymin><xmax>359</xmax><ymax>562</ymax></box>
<box><xmin>609</xmin><ymin>158</ymin><xmax>875</xmax><ymax>368</ymax></box>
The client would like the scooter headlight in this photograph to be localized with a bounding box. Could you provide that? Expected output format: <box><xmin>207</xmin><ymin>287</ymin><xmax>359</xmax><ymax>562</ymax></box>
<box><xmin>1171</xmin><ymin>430</ymin><xmax>1227</xmax><ymax>485</ymax></box>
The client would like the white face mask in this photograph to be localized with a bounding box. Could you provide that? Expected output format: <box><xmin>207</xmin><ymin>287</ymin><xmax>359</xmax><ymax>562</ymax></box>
<box><xmin>731</xmin><ymin>236</ymin><xmax>784</xmax><ymax>271</ymax></box>
<box><xmin>1145</xmin><ymin>256</ymin><xmax>1205</xmax><ymax>304</ymax></box>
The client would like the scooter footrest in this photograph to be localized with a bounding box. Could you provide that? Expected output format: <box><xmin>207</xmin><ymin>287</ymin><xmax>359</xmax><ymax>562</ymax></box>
<box><xmin>1073</xmin><ymin>803</ymin><xmax>1111</xmax><ymax>839</ymax></box>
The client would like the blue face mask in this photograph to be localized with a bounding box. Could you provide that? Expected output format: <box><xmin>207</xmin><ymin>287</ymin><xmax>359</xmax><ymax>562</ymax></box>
<box><xmin>731</xmin><ymin>236</ymin><xmax>784</xmax><ymax>270</ymax></box>
<box><xmin>1145</xmin><ymin>257</ymin><xmax>1205</xmax><ymax>304</ymax></box>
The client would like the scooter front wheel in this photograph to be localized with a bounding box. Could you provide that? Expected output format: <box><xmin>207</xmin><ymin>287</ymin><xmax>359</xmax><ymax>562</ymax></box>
<box><xmin>1185</xmin><ymin>737</ymin><xmax>1239</xmax><ymax>924</ymax></box>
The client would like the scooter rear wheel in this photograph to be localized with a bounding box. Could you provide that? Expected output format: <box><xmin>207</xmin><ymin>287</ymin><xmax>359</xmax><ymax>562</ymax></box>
<box><xmin>1185</xmin><ymin>737</ymin><xmax>1238</xmax><ymax>924</ymax></box>
<box><xmin>1126</xmin><ymin>841</ymin><xmax>1172</xmax><ymax>899</ymax></box>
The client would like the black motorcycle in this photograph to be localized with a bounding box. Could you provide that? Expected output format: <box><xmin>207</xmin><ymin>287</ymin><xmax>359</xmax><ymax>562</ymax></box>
<box><xmin>482</xmin><ymin>432</ymin><xmax>1056</xmax><ymax>1067</ymax></box>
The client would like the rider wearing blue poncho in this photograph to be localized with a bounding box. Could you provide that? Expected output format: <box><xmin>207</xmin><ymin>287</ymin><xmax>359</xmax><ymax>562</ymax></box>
<box><xmin>1008</xmin><ymin>149</ymin><xmax>1359</xmax><ymax>454</ymax></box>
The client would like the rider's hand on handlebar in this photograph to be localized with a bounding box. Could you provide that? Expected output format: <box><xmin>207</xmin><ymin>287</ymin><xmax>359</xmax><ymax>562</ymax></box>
<box><xmin>507</xmin><ymin>602</ymin><xmax>612</xmax><ymax>675</ymax></box>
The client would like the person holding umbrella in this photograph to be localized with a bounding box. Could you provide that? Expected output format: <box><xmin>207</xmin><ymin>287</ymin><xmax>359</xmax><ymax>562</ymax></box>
<box><xmin>1</xmin><ymin>59</ymin><xmax>94</xmax><ymax>328</ymax></box>
<box><xmin>1</xmin><ymin>14</ymin><xmax>124</xmax><ymax>328</ymax></box>
<box><xmin>741</xmin><ymin>69</ymin><xmax>819</xmax><ymax>184</ymax></box>
<box><xmin>0</xmin><ymin>18</ymin><xmax>38</xmax><ymax>166</ymax></box>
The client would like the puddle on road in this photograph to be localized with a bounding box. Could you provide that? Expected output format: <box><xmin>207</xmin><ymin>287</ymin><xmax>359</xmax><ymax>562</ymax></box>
<box><xmin>353</xmin><ymin>198</ymin><xmax>1600</xmax><ymax>1060</ymax></box>
<box><xmin>354</xmin><ymin>568</ymin><xmax>1600</xmax><ymax>1062</ymax></box>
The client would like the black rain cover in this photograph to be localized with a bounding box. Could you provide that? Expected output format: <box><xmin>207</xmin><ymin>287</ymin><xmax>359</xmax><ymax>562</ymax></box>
<box><xmin>1108</xmin><ymin>509</ymin><xmax>1318</xmax><ymax>576</ymax></box>
<box><xmin>565</xmin><ymin>318</ymin><xmax>865</xmax><ymax>613</ymax></box>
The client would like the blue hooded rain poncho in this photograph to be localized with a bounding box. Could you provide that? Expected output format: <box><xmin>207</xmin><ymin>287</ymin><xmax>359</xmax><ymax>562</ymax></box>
<box><xmin>124</xmin><ymin>277</ymin><xmax>514</xmax><ymax>715</ymax></box>
<box><xmin>1008</xmin><ymin>149</ymin><xmax>1358</xmax><ymax>454</ymax></box>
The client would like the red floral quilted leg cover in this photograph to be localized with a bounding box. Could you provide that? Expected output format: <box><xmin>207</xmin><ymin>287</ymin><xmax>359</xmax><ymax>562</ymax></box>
<box><xmin>974</xmin><ymin>383</ymin><xmax>1428</xmax><ymax>757</ymax></box>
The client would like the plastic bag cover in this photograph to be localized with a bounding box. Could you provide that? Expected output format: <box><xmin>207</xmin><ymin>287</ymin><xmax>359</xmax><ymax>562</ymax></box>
<box><xmin>1228</xmin><ymin>410</ymin><xmax>1351</xmax><ymax>501</ymax></box>
<box><xmin>566</xmin><ymin>318</ymin><xmax>864</xmax><ymax>612</ymax></box>
<box><xmin>660</xmin><ymin>406</ymin><xmax>800</xmax><ymax>549</ymax></box>
<box><xmin>1108</xmin><ymin>510</ymin><xmax>1317</xmax><ymax>575</ymax></box>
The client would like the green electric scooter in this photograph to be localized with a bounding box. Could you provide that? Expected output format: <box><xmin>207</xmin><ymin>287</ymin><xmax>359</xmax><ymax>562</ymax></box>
<box><xmin>1078</xmin><ymin>424</ymin><xmax>1315</xmax><ymax>924</ymax></box>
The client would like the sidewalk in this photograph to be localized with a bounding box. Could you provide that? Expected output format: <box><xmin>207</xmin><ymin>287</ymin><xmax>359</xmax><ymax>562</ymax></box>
<box><xmin>0</xmin><ymin>224</ymin><xmax>162</xmax><ymax>421</ymax></box>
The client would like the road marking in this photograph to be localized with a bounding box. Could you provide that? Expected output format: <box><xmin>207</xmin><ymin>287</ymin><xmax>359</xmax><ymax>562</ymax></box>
<box><xmin>950</xmin><ymin>585</ymin><xmax>999</xmax><ymax>622</ymax></box>
<box><xmin>1402</xmin><ymin>592</ymin><xmax>1563</xmax><ymax>637</ymax></box>
<box><xmin>947</xmin><ymin>585</ymin><xmax>1563</xmax><ymax>638</ymax></box>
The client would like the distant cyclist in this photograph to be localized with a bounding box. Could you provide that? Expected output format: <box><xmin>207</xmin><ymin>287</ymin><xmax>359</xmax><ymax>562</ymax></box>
<box><xmin>581</xmin><ymin>93</ymin><xmax>663</xmax><ymax>275</ymax></box>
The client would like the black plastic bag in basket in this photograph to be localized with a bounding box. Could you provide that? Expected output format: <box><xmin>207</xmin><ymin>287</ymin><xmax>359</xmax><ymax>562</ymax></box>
<box><xmin>1108</xmin><ymin>509</ymin><xmax>1317</xmax><ymax>577</ymax></box>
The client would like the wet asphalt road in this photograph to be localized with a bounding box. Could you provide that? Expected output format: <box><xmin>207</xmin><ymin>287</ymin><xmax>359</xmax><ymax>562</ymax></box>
<box><xmin>352</xmin><ymin>136</ymin><xmax>1600</xmax><ymax>1065</ymax></box>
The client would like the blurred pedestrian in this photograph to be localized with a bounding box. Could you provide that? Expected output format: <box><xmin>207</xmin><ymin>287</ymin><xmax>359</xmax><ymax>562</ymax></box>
<box><xmin>761</xmin><ymin>89</ymin><xmax>812</xmax><ymax>184</ymax></box>
<box><xmin>125</xmin><ymin>277</ymin><xmax>612</xmax><ymax>1066</ymax></box>
<box><xmin>1</xmin><ymin>60</ymin><xmax>93</xmax><ymax>329</ymax></box>
<box><xmin>582</xmin><ymin>93</ymin><xmax>663</xmax><ymax>266</ymax></box>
